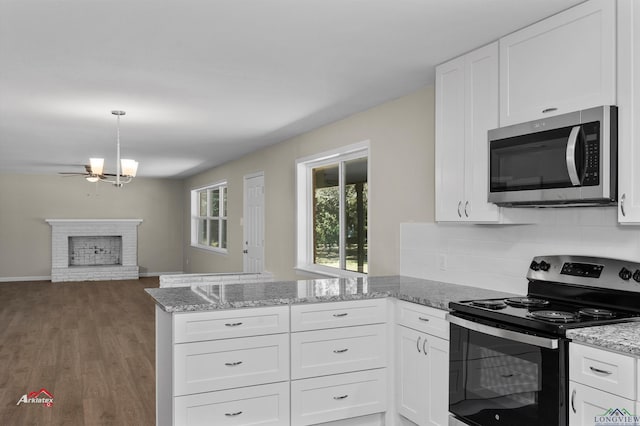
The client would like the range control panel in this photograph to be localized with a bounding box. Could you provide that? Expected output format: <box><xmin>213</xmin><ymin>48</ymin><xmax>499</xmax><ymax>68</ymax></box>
<box><xmin>527</xmin><ymin>255</ymin><xmax>640</xmax><ymax>291</ymax></box>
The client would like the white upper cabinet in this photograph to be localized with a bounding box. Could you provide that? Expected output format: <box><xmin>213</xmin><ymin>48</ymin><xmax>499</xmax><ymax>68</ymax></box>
<box><xmin>499</xmin><ymin>0</ymin><xmax>616</xmax><ymax>126</ymax></box>
<box><xmin>617</xmin><ymin>0</ymin><xmax>640</xmax><ymax>223</ymax></box>
<box><xmin>435</xmin><ymin>42</ymin><xmax>500</xmax><ymax>222</ymax></box>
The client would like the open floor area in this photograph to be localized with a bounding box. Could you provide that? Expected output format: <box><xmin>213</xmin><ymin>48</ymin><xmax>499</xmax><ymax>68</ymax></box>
<box><xmin>0</xmin><ymin>277</ymin><xmax>158</xmax><ymax>426</ymax></box>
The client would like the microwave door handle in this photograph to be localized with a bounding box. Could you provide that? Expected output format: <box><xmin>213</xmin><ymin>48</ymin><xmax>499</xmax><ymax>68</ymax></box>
<box><xmin>566</xmin><ymin>126</ymin><xmax>582</xmax><ymax>186</ymax></box>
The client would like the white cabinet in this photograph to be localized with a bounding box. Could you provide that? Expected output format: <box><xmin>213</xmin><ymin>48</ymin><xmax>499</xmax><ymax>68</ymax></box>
<box><xmin>435</xmin><ymin>42</ymin><xmax>500</xmax><ymax>222</ymax></box>
<box><xmin>395</xmin><ymin>301</ymin><xmax>449</xmax><ymax>426</ymax></box>
<box><xmin>569</xmin><ymin>381</ymin><xmax>635</xmax><ymax>426</ymax></box>
<box><xmin>617</xmin><ymin>0</ymin><xmax>640</xmax><ymax>223</ymax></box>
<box><xmin>569</xmin><ymin>342</ymin><xmax>638</xmax><ymax>426</ymax></box>
<box><xmin>499</xmin><ymin>0</ymin><xmax>616</xmax><ymax>126</ymax></box>
<box><xmin>156</xmin><ymin>306</ymin><xmax>290</xmax><ymax>426</ymax></box>
<box><xmin>290</xmin><ymin>299</ymin><xmax>388</xmax><ymax>425</ymax></box>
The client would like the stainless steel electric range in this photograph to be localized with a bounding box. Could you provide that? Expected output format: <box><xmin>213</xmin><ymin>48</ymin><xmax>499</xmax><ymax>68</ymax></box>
<box><xmin>446</xmin><ymin>255</ymin><xmax>640</xmax><ymax>426</ymax></box>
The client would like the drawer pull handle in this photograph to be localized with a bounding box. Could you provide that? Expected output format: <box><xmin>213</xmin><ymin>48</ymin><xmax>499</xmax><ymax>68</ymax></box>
<box><xmin>571</xmin><ymin>389</ymin><xmax>576</xmax><ymax>413</ymax></box>
<box><xmin>333</xmin><ymin>394</ymin><xmax>349</xmax><ymax>400</ymax></box>
<box><xmin>542</xmin><ymin>107</ymin><xmax>558</xmax><ymax>114</ymax></box>
<box><xmin>589</xmin><ymin>366</ymin><xmax>612</xmax><ymax>375</ymax></box>
<box><xmin>333</xmin><ymin>313</ymin><xmax>348</xmax><ymax>317</ymax></box>
<box><xmin>225</xmin><ymin>411</ymin><xmax>243</xmax><ymax>417</ymax></box>
<box><xmin>417</xmin><ymin>336</ymin><xmax>422</xmax><ymax>353</ymax></box>
<box><xmin>418</xmin><ymin>316</ymin><xmax>430</xmax><ymax>322</ymax></box>
<box><xmin>423</xmin><ymin>339</ymin><xmax>428</xmax><ymax>355</ymax></box>
<box><xmin>225</xmin><ymin>322</ymin><xmax>243</xmax><ymax>327</ymax></box>
<box><xmin>225</xmin><ymin>361</ymin><xmax>243</xmax><ymax>367</ymax></box>
<box><xmin>333</xmin><ymin>348</ymin><xmax>349</xmax><ymax>354</ymax></box>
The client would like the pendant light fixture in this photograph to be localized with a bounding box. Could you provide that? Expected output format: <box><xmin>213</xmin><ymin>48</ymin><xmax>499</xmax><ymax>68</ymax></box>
<box><xmin>87</xmin><ymin>110</ymin><xmax>138</xmax><ymax>187</ymax></box>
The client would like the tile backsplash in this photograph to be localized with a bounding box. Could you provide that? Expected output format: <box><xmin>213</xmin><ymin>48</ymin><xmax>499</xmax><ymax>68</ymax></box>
<box><xmin>400</xmin><ymin>207</ymin><xmax>640</xmax><ymax>295</ymax></box>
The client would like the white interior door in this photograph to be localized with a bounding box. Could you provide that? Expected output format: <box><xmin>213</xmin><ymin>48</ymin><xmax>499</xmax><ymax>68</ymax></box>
<box><xmin>243</xmin><ymin>173</ymin><xmax>265</xmax><ymax>272</ymax></box>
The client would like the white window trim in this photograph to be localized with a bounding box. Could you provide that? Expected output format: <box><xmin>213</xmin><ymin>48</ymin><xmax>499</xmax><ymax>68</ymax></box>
<box><xmin>190</xmin><ymin>180</ymin><xmax>228</xmax><ymax>254</ymax></box>
<box><xmin>295</xmin><ymin>141</ymin><xmax>369</xmax><ymax>278</ymax></box>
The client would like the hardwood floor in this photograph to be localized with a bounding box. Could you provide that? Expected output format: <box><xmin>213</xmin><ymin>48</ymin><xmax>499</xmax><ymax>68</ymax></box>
<box><xmin>0</xmin><ymin>277</ymin><xmax>158</xmax><ymax>425</ymax></box>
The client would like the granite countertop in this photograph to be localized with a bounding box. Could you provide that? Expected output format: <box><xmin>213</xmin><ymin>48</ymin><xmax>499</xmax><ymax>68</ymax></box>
<box><xmin>566</xmin><ymin>322</ymin><xmax>640</xmax><ymax>357</ymax></box>
<box><xmin>145</xmin><ymin>275</ymin><xmax>516</xmax><ymax>313</ymax></box>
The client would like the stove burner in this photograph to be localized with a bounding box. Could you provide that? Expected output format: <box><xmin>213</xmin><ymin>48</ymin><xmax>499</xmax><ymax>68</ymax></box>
<box><xmin>528</xmin><ymin>310</ymin><xmax>578</xmax><ymax>323</ymax></box>
<box><xmin>504</xmin><ymin>297</ymin><xmax>550</xmax><ymax>308</ymax></box>
<box><xmin>471</xmin><ymin>300</ymin><xmax>507</xmax><ymax>310</ymax></box>
<box><xmin>578</xmin><ymin>308</ymin><xmax>617</xmax><ymax>319</ymax></box>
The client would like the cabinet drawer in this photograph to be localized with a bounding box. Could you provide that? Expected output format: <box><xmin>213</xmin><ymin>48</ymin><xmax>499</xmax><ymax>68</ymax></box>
<box><xmin>569</xmin><ymin>343</ymin><xmax>636</xmax><ymax>400</ymax></box>
<box><xmin>174</xmin><ymin>333</ymin><xmax>289</xmax><ymax>396</ymax></box>
<box><xmin>291</xmin><ymin>368</ymin><xmax>387</xmax><ymax>426</ymax></box>
<box><xmin>173</xmin><ymin>306</ymin><xmax>289</xmax><ymax>343</ymax></box>
<box><xmin>395</xmin><ymin>300</ymin><xmax>449</xmax><ymax>340</ymax></box>
<box><xmin>291</xmin><ymin>324</ymin><xmax>386</xmax><ymax>379</ymax></box>
<box><xmin>291</xmin><ymin>299</ymin><xmax>387</xmax><ymax>332</ymax></box>
<box><xmin>174</xmin><ymin>382</ymin><xmax>289</xmax><ymax>426</ymax></box>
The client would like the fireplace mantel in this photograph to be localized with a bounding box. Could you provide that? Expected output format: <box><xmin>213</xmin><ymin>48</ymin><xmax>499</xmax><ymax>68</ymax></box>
<box><xmin>46</xmin><ymin>219</ymin><xmax>143</xmax><ymax>282</ymax></box>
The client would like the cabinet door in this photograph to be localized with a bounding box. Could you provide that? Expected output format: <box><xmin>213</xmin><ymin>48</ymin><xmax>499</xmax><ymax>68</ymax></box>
<box><xmin>435</xmin><ymin>55</ymin><xmax>466</xmax><ymax>222</ymax></box>
<box><xmin>618</xmin><ymin>0</ymin><xmax>640</xmax><ymax>223</ymax></box>
<box><xmin>500</xmin><ymin>0</ymin><xmax>616</xmax><ymax>126</ymax></box>
<box><xmin>569</xmin><ymin>381</ymin><xmax>636</xmax><ymax>426</ymax></box>
<box><xmin>396</xmin><ymin>326</ymin><xmax>427</xmax><ymax>424</ymax></box>
<box><xmin>424</xmin><ymin>335</ymin><xmax>449</xmax><ymax>426</ymax></box>
<box><xmin>463</xmin><ymin>42</ymin><xmax>500</xmax><ymax>222</ymax></box>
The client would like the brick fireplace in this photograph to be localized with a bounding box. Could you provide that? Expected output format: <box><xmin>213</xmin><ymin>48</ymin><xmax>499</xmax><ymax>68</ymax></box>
<box><xmin>46</xmin><ymin>219</ymin><xmax>143</xmax><ymax>282</ymax></box>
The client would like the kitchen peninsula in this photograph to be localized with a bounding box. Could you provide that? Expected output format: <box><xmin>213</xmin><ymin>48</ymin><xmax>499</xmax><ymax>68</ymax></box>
<box><xmin>146</xmin><ymin>276</ymin><xmax>513</xmax><ymax>426</ymax></box>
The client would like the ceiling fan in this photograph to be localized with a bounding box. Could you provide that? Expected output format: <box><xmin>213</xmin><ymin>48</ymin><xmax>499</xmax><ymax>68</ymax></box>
<box><xmin>58</xmin><ymin>110</ymin><xmax>139</xmax><ymax>186</ymax></box>
<box><xmin>58</xmin><ymin>164</ymin><xmax>115</xmax><ymax>182</ymax></box>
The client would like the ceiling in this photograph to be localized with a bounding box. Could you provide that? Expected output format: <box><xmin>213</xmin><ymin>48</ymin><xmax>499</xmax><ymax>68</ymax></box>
<box><xmin>0</xmin><ymin>0</ymin><xmax>583</xmax><ymax>179</ymax></box>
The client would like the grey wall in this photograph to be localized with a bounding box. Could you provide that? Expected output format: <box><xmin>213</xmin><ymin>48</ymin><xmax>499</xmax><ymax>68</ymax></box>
<box><xmin>0</xmin><ymin>174</ymin><xmax>183</xmax><ymax>280</ymax></box>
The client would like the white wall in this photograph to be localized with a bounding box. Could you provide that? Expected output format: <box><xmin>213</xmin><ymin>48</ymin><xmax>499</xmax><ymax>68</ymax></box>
<box><xmin>400</xmin><ymin>207</ymin><xmax>640</xmax><ymax>295</ymax></box>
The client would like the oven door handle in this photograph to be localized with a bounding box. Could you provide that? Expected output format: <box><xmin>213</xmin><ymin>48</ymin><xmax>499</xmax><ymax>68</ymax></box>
<box><xmin>446</xmin><ymin>314</ymin><xmax>559</xmax><ymax>349</ymax></box>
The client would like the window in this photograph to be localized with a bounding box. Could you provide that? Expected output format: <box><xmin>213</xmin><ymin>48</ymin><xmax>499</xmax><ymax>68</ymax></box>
<box><xmin>191</xmin><ymin>182</ymin><xmax>227</xmax><ymax>252</ymax></box>
<box><xmin>296</xmin><ymin>142</ymin><xmax>368</xmax><ymax>277</ymax></box>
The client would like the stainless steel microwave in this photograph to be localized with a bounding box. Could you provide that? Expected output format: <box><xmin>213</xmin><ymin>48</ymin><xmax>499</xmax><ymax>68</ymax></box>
<box><xmin>488</xmin><ymin>105</ymin><xmax>617</xmax><ymax>206</ymax></box>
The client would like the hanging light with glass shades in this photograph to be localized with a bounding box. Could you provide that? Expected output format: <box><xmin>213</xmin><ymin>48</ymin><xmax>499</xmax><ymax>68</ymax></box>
<box><xmin>86</xmin><ymin>110</ymin><xmax>139</xmax><ymax>187</ymax></box>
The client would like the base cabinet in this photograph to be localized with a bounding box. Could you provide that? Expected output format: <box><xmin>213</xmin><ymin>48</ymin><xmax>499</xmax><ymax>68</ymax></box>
<box><xmin>569</xmin><ymin>342</ymin><xmax>639</xmax><ymax>426</ymax></box>
<box><xmin>569</xmin><ymin>381</ymin><xmax>636</xmax><ymax>426</ymax></box>
<box><xmin>396</xmin><ymin>301</ymin><xmax>450</xmax><ymax>426</ymax></box>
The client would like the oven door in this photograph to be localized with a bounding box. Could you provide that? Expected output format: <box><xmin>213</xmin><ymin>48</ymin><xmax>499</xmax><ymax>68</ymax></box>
<box><xmin>448</xmin><ymin>314</ymin><xmax>568</xmax><ymax>426</ymax></box>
